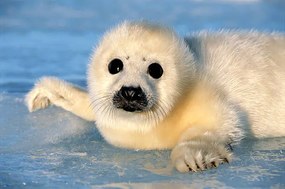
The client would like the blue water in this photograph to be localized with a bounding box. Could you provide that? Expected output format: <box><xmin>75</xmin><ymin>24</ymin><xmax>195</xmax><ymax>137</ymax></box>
<box><xmin>0</xmin><ymin>0</ymin><xmax>285</xmax><ymax>188</ymax></box>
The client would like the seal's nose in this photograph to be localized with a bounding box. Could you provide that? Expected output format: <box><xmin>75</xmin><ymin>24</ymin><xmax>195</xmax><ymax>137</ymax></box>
<box><xmin>120</xmin><ymin>86</ymin><xmax>144</xmax><ymax>102</ymax></box>
<box><xmin>113</xmin><ymin>86</ymin><xmax>148</xmax><ymax>112</ymax></box>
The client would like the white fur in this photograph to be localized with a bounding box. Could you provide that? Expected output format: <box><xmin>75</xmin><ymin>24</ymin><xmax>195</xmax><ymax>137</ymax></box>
<box><xmin>186</xmin><ymin>31</ymin><xmax>285</xmax><ymax>138</ymax></box>
<box><xmin>25</xmin><ymin>21</ymin><xmax>285</xmax><ymax>172</ymax></box>
<box><xmin>88</xmin><ymin>22</ymin><xmax>195</xmax><ymax>132</ymax></box>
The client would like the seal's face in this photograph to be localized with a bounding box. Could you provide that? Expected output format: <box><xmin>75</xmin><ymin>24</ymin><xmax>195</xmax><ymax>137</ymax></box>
<box><xmin>88</xmin><ymin>22</ymin><xmax>195</xmax><ymax>131</ymax></box>
<box><xmin>109</xmin><ymin>58</ymin><xmax>163</xmax><ymax>112</ymax></box>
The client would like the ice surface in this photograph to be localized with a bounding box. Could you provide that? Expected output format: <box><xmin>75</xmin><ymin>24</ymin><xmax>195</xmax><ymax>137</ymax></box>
<box><xmin>0</xmin><ymin>94</ymin><xmax>285</xmax><ymax>188</ymax></box>
<box><xmin>0</xmin><ymin>0</ymin><xmax>285</xmax><ymax>188</ymax></box>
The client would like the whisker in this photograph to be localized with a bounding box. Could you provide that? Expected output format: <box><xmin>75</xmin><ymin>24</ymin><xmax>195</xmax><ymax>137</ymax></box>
<box><xmin>89</xmin><ymin>92</ymin><xmax>114</xmax><ymax>111</ymax></box>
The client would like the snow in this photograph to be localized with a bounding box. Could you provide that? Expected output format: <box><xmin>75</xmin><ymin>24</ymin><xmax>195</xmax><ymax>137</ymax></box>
<box><xmin>0</xmin><ymin>0</ymin><xmax>285</xmax><ymax>188</ymax></box>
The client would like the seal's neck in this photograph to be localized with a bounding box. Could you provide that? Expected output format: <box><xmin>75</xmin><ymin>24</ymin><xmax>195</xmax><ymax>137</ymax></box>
<box><xmin>97</xmin><ymin>82</ymin><xmax>220</xmax><ymax>150</ymax></box>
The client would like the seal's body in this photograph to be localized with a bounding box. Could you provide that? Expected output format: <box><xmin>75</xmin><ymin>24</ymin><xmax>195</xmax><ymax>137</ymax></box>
<box><xmin>26</xmin><ymin>22</ymin><xmax>285</xmax><ymax>172</ymax></box>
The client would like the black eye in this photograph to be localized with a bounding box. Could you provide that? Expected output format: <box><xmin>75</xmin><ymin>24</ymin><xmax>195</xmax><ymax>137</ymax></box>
<box><xmin>108</xmin><ymin>59</ymin><xmax>123</xmax><ymax>74</ymax></box>
<box><xmin>148</xmin><ymin>63</ymin><xmax>163</xmax><ymax>79</ymax></box>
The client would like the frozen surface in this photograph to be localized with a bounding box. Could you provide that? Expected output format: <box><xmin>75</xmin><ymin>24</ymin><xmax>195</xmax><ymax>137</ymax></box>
<box><xmin>1</xmin><ymin>94</ymin><xmax>285</xmax><ymax>188</ymax></box>
<box><xmin>0</xmin><ymin>0</ymin><xmax>285</xmax><ymax>188</ymax></box>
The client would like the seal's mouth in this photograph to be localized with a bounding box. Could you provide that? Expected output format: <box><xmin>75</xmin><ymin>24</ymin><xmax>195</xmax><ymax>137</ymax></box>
<box><xmin>121</xmin><ymin>103</ymin><xmax>145</xmax><ymax>112</ymax></box>
<box><xmin>113</xmin><ymin>86</ymin><xmax>148</xmax><ymax>113</ymax></box>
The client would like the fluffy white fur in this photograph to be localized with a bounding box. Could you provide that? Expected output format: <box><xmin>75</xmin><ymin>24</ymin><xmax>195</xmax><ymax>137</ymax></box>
<box><xmin>25</xmin><ymin>21</ymin><xmax>285</xmax><ymax>172</ymax></box>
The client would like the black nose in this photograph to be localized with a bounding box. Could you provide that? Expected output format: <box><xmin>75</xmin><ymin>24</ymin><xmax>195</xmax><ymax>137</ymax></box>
<box><xmin>113</xmin><ymin>86</ymin><xmax>148</xmax><ymax>112</ymax></box>
<box><xmin>120</xmin><ymin>86</ymin><xmax>144</xmax><ymax>101</ymax></box>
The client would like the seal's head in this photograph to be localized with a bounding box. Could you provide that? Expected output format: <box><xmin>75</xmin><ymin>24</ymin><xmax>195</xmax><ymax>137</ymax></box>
<box><xmin>88</xmin><ymin>21</ymin><xmax>196</xmax><ymax>132</ymax></box>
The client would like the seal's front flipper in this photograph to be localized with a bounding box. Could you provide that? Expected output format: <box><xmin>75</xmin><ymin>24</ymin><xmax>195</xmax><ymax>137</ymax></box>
<box><xmin>25</xmin><ymin>77</ymin><xmax>95</xmax><ymax>121</ymax></box>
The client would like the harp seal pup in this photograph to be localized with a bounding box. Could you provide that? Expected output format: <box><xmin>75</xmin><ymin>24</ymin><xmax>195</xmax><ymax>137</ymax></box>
<box><xmin>25</xmin><ymin>21</ymin><xmax>285</xmax><ymax>172</ymax></box>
